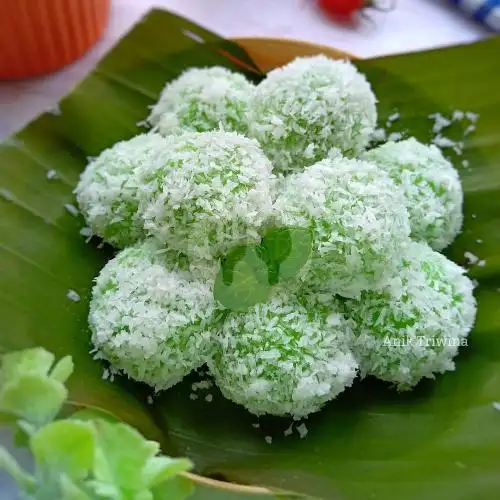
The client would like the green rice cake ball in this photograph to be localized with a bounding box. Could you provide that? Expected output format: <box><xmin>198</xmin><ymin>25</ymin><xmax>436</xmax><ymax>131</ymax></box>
<box><xmin>345</xmin><ymin>241</ymin><xmax>476</xmax><ymax>390</ymax></box>
<box><xmin>248</xmin><ymin>55</ymin><xmax>377</xmax><ymax>174</ymax></box>
<box><xmin>209</xmin><ymin>291</ymin><xmax>358</xmax><ymax>418</ymax></box>
<box><xmin>273</xmin><ymin>156</ymin><xmax>411</xmax><ymax>299</ymax></box>
<box><xmin>75</xmin><ymin>134</ymin><xmax>169</xmax><ymax>248</ymax></box>
<box><xmin>148</xmin><ymin>67</ymin><xmax>254</xmax><ymax>136</ymax></box>
<box><xmin>362</xmin><ymin>138</ymin><xmax>463</xmax><ymax>250</ymax></box>
<box><xmin>138</xmin><ymin>131</ymin><xmax>275</xmax><ymax>261</ymax></box>
<box><xmin>89</xmin><ymin>241</ymin><xmax>219</xmax><ymax>391</ymax></box>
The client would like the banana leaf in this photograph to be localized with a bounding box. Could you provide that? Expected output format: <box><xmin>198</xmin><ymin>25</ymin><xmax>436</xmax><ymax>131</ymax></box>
<box><xmin>1</xmin><ymin>8</ymin><xmax>499</xmax><ymax>499</ymax></box>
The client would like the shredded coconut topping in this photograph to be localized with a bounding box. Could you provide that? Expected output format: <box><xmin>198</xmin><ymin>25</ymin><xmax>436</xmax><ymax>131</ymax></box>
<box><xmin>138</xmin><ymin>131</ymin><xmax>275</xmax><ymax>262</ymax></box>
<box><xmin>89</xmin><ymin>241</ymin><xmax>219</xmax><ymax>391</ymax></box>
<box><xmin>66</xmin><ymin>289</ymin><xmax>81</xmax><ymax>302</ymax></box>
<box><xmin>75</xmin><ymin>133</ymin><xmax>170</xmax><ymax>248</ymax></box>
<box><xmin>362</xmin><ymin>138</ymin><xmax>463</xmax><ymax>251</ymax></box>
<box><xmin>209</xmin><ymin>290</ymin><xmax>358</xmax><ymax>418</ymax></box>
<box><xmin>148</xmin><ymin>66</ymin><xmax>254</xmax><ymax>136</ymax></box>
<box><xmin>248</xmin><ymin>55</ymin><xmax>377</xmax><ymax>173</ymax></box>
<box><xmin>346</xmin><ymin>242</ymin><xmax>476</xmax><ymax>390</ymax></box>
<box><xmin>274</xmin><ymin>156</ymin><xmax>410</xmax><ymax>298</ymax></box>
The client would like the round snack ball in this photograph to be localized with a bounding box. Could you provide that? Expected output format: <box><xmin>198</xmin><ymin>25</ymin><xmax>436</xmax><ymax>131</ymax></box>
<box><xmin>362</xmin><ymin>138</ymin><xmax>463</xmax><ymax>251</ymax></box>
<box><xmin>209</xmin><ymin>290</ymin><xmax>358</xmax><ymax>418</ymax></box>
<box><xmin>138</xmin><ymin>131</ymin><xmax>275</xmax><ymax>261</ymax></box>
<box><xmin>148</xmin><ymin>67</ymin><xmax>254</xmax><ymax>136</ymax></box>
<box><xmin>75</xmin><ymin>133</ymin><xmax>169</xmax><ymax>248</ymax></box>
<box><xmin>273</xmin><ymin>156</ymin><xmax>411</xmax><ymax>299</ymax></box>
<box><xmin>345</xmin><ymin>241</ymin><xmax>476</xmax><ymax>390</ymax></box>
<box><xmin>89</xmin><ymin>240</ymin><xmax>219</xmax><ymax>391</ymax></box>
<box><xmin>248</xmin><ymin>55</ymin><xmax>377</xmax><ymax>174</ymax></box>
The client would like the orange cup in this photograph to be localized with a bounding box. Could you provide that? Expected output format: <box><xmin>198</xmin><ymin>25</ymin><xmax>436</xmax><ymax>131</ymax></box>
<box><xmin>0</xmin><ymin>0</ymin><xmax>111</xmax><ymax>80</ymax></box>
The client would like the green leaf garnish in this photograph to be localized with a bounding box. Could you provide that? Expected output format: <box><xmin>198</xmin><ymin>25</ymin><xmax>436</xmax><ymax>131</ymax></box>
<box><xmin>214</xmin><ymin>228</ymin><xmax>312</xmax><ymax>310</ymax></box>
<box><xmin>260</xmin><ymin>227</ymin><xmax>312</xmax><ymax>284</ymax></box>
<box><xmin>214</xmin><ymin>246</ymin><xmax>271</xmax><ymax>310</ymax></box>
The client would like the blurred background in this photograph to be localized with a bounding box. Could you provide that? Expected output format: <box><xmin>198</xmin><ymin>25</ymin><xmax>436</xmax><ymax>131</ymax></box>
<box><xmin>0</xmin><ymin>0</ymin><xmax>491</xmax><ymax>139</ymax></box>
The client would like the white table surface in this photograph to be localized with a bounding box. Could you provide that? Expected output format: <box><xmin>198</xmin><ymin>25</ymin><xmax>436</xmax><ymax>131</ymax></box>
<box><xmin>0</xmin><ymin>0</ymin><xmax>487</xmax><ymax>140</ymax></box>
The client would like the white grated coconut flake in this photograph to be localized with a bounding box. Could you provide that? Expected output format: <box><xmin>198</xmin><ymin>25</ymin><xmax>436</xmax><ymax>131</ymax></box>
<box><xmin>371</xmin><ymin>127</ymin><xmax>387</xmax><ymax>142</ymax></box>
<box><xmin>464</xmin><ymin>252</ymin><xmax>479</xmax><ymax>265</ymax></box>
<box><xmin>387</xmin><ymin>132</ymin><xmax>403</xmax><ymax>142</ymax></box>
<box><xmin>67</xmin><ymin>289</ymin><xmax>81</xmax><ymax>302</ymax></box>
<box><xmin>64</xmin><ymin>204</ymin><xmax>79</xmax><ymax>217</ymax></box>
<box><xmin>296</xmin><ymin>423</ymin><xmax>308</xmax><ymax>438</ymax></box>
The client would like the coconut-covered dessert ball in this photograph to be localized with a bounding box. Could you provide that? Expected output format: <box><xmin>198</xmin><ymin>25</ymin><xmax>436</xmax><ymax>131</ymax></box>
<box><xmin>209</xmin><ymin>291</ymin><xmax>358</xmax><ymax>418</ymax></box>
<box><xmin>89</xmin><ymin>241</ymin><xmax>219</xmax><ymax>391</ymax></box>
<box><xmin>138</xmin><ymin>131</ymin><xmax>275</xmax><ymax>262</ymax></box>
<box><xmin>248</xmin><ymin>55</ymin><xmax>377</xmax><ymax>174</ymax></box>
<box><xmin>75</xmin><ymin>134</ymin><xmax>169</xmax><ymax>248</ymax></box>
<box><xmin>345</xmin><ymin>241</ymin><xmax>476</xmax><ymax>390</ymax></box>
<box><xmin>273</xmin><ymin>156</ymin><xmax>411</xmax><ymax>299</ymax></box>
<box><xmin>147</xmin><ymin>67</ymin><xmax>254</xmax><ymax>136</ymax></box>
<box><xmin>362</xmin><ymin>138</ymin><xmax>463</xmax><ymax>251</ymax></box>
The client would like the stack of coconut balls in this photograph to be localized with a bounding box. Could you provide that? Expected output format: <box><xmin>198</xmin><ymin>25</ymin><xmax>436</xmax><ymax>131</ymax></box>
<box><xmin>77</xmin><ymin>56</ymin><xmax>476</xmax><ymax>419</ymax></box>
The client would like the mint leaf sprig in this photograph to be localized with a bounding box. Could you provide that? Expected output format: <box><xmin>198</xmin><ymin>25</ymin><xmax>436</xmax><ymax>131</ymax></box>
<box><xmin>0</xmin><ymin>348</ymin><xmax>194</xmax><ymax>500</ymax></box>
<box><xmin>214</xmin><ymin>227</ymin><xmax>312</xmax><ymax>311</ymax></box>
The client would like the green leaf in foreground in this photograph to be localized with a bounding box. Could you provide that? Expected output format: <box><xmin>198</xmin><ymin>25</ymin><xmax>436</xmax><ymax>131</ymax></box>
<box><xmin>153</xmin><ymin>475</ymin><xmax>195</xmax><ymax>500</ymax></box>
<box><xmin>1</xmin><ymin>347</ymin><xmax>55</xmax><ymax>381</ymax></box>
<box><xmin>31</xmin><ymin>420</ymin><xmax>96</xmax><ymax>480</ymax></box>
<box><xmin>92</xmin><ymin>420</ymin><xmax>159</xmax><ymax>490</ymax></box>
<box><xmin>0</xmin><ymin>348</ymin><xmax>195</xmax><ymax>500</ymax></box>
<box><xmin>0</xmin><ymin>375</ymin><xmax>67</xmax><ymax>427</ymax></box>
<box><xmin>214</xmin><ymin>245</ymin><xmax>271</xmax><ymax>310</ymax></box>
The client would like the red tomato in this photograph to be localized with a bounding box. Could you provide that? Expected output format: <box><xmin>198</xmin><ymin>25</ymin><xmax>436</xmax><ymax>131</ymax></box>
<box><xmin>318</xmin><ymin>0</ymin><xmax>367</xmax><ymax>22</ymax></box>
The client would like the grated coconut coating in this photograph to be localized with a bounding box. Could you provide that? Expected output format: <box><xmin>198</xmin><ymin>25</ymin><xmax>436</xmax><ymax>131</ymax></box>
<box><xmin>209</xmin><ymin>290</ymin><xmax>358</xmax><ymax>418</ymax></box>
<box><xmin>89</xmin><ymin>241</ymin><xmax>219</xmax><ymax>391</ymax></box>
<box><xmin>138</xmin><ymin>131</ymin><xmax>275</xmax><ymax>261</ymax></box>
<box><xmin>248</xmin><ymin>55</ymin><xmax>377</xmax><ymax>174</ymax></box>
<box><xmin>362</xmin><ymin>138</ymin><xmax>463</xmax><ymax>251</ymax></box>
<box><xmin>75</xmin><ymin>134</ymin><xmax>169</xmax><ymax>248</ymax></box>
<box><xmin>345</xmin><ymin>241</ymin><xmax>476</xmax><ymax>390</ymax></box>
<box><xmin>273</xmin><ymin>156</ymin><xmax>411</xmax><ymax>299</ymax></box>
<box><xmin>148</xmin><ymin>67</ymin><xmax>254</xmax><ymax>136</ymax></box>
